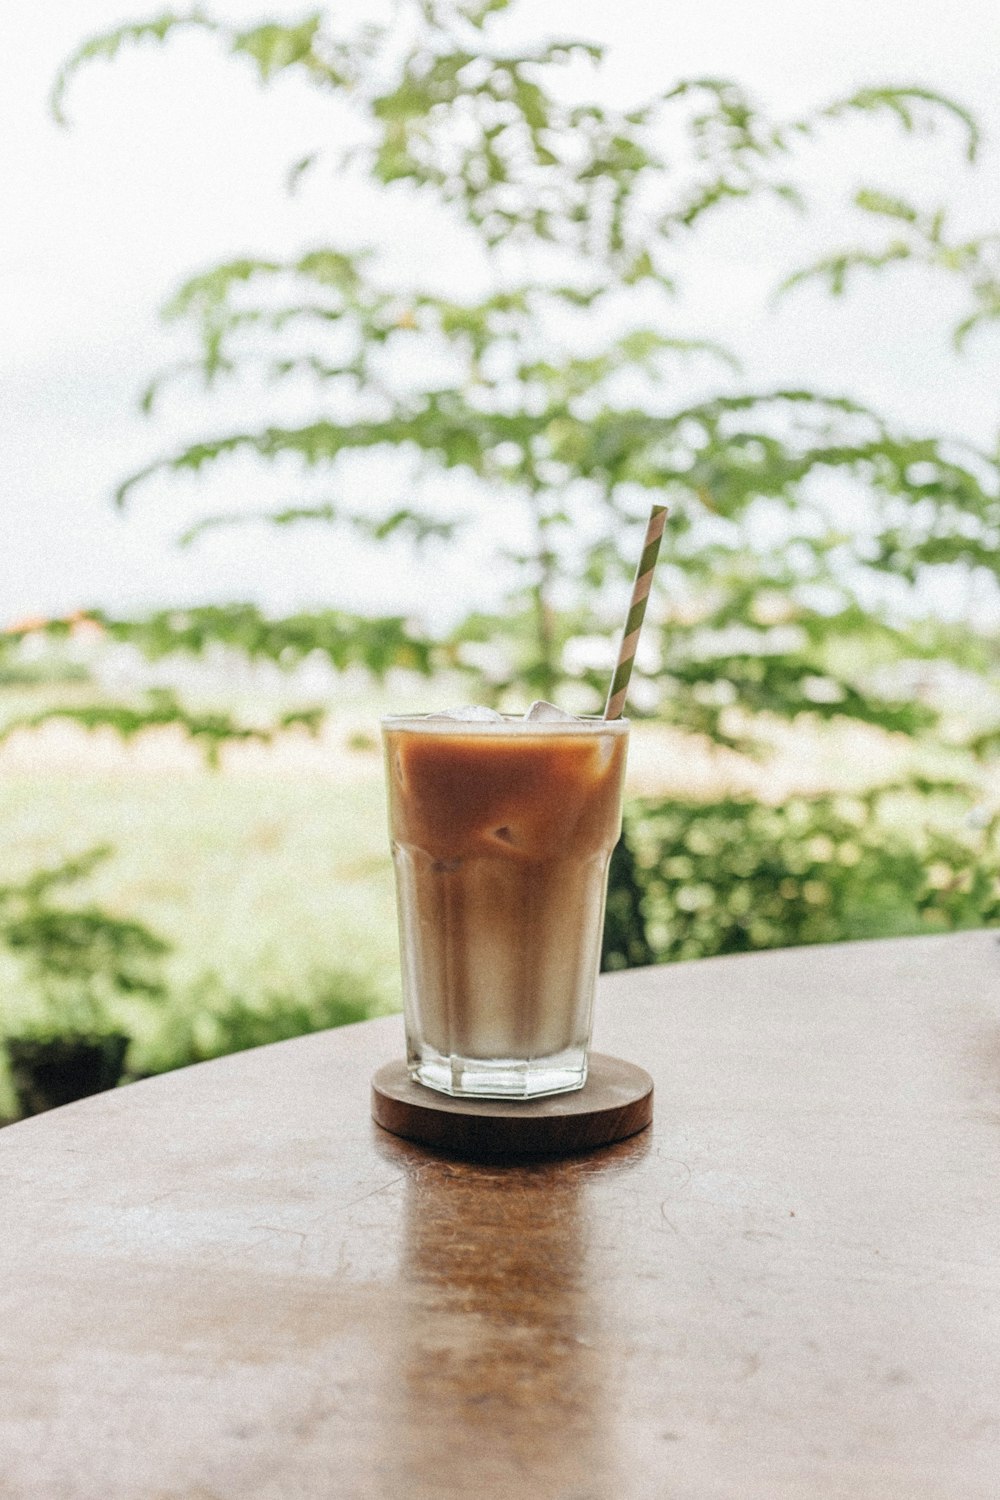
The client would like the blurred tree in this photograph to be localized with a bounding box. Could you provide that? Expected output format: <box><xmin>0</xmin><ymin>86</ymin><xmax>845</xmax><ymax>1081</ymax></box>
<box><xmin>783</xmin><ymin>187</ymin><xmax>1000</xmax><ymax>352</ymax></box>
<box><xmin>23</xmin><ymin>0</ymin><xmax>994</xmax><ymax>751</ymax></box>
<box><xmin>1</xmin><ymin>0</ymin><xmax>997</xmax><ymax>1000</ymax></box>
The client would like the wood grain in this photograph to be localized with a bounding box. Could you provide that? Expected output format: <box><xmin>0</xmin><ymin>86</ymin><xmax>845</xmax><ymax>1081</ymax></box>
<box><xmin>1</xmin><ymin>930</ymin><xmax>999</xmax><ymax>1499</ymax></box>
<box><xmin>371</xmin><ymin>1052</ymin><xmax>653</xmax><ymax>1157</ymax></box>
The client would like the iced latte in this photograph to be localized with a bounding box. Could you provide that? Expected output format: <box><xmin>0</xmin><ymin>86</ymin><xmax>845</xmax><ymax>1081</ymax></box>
<box><xmin>383</xmin><ymin>707</ymin><xmax>629</xmax><ymax>1098</ymax></box>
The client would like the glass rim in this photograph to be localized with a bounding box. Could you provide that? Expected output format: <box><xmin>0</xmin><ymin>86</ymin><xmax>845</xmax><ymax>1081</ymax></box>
<box><xmin>380</xmin><ymin>711</ymin><xmax>630</xmax><ymax>735</ymax></box>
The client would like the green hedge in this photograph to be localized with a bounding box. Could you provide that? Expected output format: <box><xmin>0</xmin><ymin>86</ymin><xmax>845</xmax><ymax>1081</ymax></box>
<box><xmin>603</xmin><ymin>782</ymin><xmax>1000</xmax><ymax>968</ymax></box>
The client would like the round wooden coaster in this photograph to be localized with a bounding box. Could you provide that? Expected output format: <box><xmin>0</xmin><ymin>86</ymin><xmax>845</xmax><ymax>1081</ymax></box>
<box><xmin>371</xmin><ymin>1052</ymin><xmax>653</xmax><ymax>1160</ymax></box>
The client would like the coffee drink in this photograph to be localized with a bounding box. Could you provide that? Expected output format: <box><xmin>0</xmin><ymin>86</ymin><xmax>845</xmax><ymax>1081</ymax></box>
<box><xmin>383</xmin><ymin>713</ymin><xmax>629</xmax><ymax>1097</ymax></box>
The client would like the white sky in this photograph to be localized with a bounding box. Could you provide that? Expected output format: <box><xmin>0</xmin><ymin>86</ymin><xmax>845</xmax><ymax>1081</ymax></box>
<box><xmin>3</xmin><ymin>0</ymin><xmax>1000</xmax><ymax>630</ymax></box>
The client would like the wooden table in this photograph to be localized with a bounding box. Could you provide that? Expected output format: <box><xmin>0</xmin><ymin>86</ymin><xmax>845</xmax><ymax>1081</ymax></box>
<box><xmin>1</xmin><ymin>930</ymin><xmax>998</xmax><ymax>1499</ymax></box>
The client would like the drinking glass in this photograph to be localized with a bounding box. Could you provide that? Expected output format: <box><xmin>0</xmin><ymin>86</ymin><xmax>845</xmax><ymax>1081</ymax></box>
<box><xmin>382</xmin><ymin>713</ymin><xmax>629</xmax><ymax>1099</ymax></box>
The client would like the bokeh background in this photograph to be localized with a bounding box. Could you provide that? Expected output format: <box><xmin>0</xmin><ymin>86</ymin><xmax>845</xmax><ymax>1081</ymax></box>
<box><xmin>3</xmin><ymin>0</ymin><xmax>999</xmax><ymax>1117</ymax></box>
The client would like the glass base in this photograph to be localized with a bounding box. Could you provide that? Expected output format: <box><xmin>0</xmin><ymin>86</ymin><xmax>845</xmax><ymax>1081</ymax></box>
<box><xmin>409</xmin><ymin>1043</ymin><xmax>588</xmax><ymax>1100</ymax></box>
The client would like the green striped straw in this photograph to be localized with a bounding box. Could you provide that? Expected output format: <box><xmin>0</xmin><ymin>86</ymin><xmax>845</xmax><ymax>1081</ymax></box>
<box><xmin>604</xmin><ymin>502</ymin><xmax>669</xmax><ymax>720</ymax></box>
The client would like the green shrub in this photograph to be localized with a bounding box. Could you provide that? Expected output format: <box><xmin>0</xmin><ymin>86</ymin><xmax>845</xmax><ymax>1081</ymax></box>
<box><xmin>0</xmin><ymin>847</ymin><xmax>170</xmax><ymax>1037</ymax></box>
<box><xmin>614</xmin><ymin>781</ymin><xmax>1000</xmax><ymax>964</ymax></box>
<box><xmin>601</xmin><ymin>835</ymin><xmax>656</xmax><ymax>972</ymax></box>
<box><xmin>143</xmin><ymin>967</ymin><xmax>380</xmax><ymax>1075</ymax></box>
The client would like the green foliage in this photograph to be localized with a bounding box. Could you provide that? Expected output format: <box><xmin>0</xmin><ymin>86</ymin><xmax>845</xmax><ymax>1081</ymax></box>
<box><xmin>5</xmin><ymin>606</ymin><xmax>439</xmax><ymax>676</ymax></box>
<box><xmin>0</xmin><ymin>851</ymin><xmax>377</xmax><ymax>1098</ymax></box>
<box><xmin>45</xmin><ymin>1</ymin><xmax>1000</xmax><ymax>751</ymax></box>
<box><xmin>782</xmin><ymin>190</ymin><xmax>1000</xmax><ymax>350</ymax></box>
<box><xmin>25</xmin><ymin>0</ymin><xmax>1000</xmax><ymax>1024</ymax></box>
<box><xmin>601</xmin><ymin>835</ymin><xmax>655</xmax><ymax>973</ymax></box>
<box><xmin>621</xmin><ymin>784</ymin><xmax>1000</xmax><ymax>964</ymax></box>
<box><xmin>178</xmin><ymin>502</ymin><xmax>459</xmax><ymax>548</ymax></box>
<box><xmin>0</xmin><ymin>607</ymin><xmax>449</xmax><ymax>761</ymax></box>
<box><xmin>0</xmin><ymin>848</ymin><xmax>171</xmax><ymax>1036</ymax></box>
<box><xmin>53</xmin><ymin>10</ymin><xmax>980</xmax><ymax>256</ymax></box>
<box><xmin>0</xmin><ymin>687</ymin><xmax>325</xmax><ymax>769</ymax></box>
<box><xmin>0</xmin><ymin>658</ymin><xmax>89</xmax><ymax>688</ymax></box>
<box><xmin>146</xmin><ymin>967</ymin><xmax>379</xmax><ymax>1072</ymax></box>
<box><xmin>50</xmin><ymin>10</ymin><xmax>217</xmax><ymax>126</ymax></box>
<box><xmin>818</xmin><ymin>86</ymin><xmax>979</xmax><ymax>160</ymax></box>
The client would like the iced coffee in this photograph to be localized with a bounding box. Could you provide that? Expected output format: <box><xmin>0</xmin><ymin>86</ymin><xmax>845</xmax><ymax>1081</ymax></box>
<box><xmin>382</xmin><ymin>706</ymin><xmax>629</xmax><ymax>1098</ymax></box>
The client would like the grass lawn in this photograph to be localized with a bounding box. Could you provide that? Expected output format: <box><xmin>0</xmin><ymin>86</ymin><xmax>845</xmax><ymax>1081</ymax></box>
<box><xmin>0</xmin><ymin>755</ymin><xmax>400</xmax><ymax>1111</ymax></box>
<box><xmin>0</xmin><ymin>762</ymin><xmax>400</xmax><ymax>994</ymax></box>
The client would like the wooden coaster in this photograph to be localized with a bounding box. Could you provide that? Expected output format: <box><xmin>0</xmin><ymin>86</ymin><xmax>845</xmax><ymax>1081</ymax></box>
<box><xmin>371</xmin><ymin>1052</ymin><xmax>653</xmax><ymax>1160</ymax></box>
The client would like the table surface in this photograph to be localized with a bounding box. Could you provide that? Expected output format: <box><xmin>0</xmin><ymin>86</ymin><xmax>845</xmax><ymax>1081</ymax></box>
<box><xmin>2</xmin><ymin>930</ymin><xmax>999</xmax><ymax>1500</ymax></box>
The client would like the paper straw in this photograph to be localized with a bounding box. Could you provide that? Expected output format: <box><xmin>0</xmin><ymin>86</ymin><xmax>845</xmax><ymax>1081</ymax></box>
<box><xmin>604</xmin><ymin>503</ymin><xmax>668</xmax><ymax>720</ymax></box>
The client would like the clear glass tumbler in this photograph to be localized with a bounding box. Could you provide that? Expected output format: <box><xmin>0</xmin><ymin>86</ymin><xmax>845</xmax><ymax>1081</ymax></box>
<box><xmin>382</xmin><ymin>713</ymin><xmax>629</xmax><ymax>1098</ymax></box>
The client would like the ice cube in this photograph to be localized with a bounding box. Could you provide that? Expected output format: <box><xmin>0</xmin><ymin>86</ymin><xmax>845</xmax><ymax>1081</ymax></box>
<box><xmin>420</xmin><ymin>705</ymin><xmax>504</xmax><ymax>722</ymax></box>
<box><xmin>445</xmin><ymin>705</ymin><xmax>505</xmax><ymax>722</ymax></box>
<box><xmin>523</xmin><ymin>700</ymin><xmax>578</xmax><ymax>722</ymax></box>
